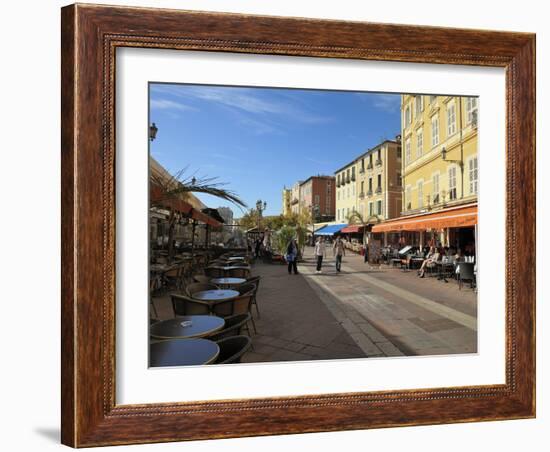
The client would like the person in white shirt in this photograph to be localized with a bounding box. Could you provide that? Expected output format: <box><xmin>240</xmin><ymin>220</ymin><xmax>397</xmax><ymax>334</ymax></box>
<box><xmin>333</xmin><ymin>236</ymin><xmax>346</xmax><ymax>272</ymax></box>
<box><xmin>314</xmin><ymin>236</ymin><xmax>326</xmax><ymax>273</ymax></box>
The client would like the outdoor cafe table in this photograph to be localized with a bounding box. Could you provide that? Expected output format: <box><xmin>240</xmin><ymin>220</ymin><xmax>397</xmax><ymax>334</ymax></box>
<box><xmin>435</xmin><ymin>261</ymin><xmax>455</xmax><ymax>281</ymax></box>
<box><xmin>192</xmin><ymin>289</ymin><xmax>240</xmax><ymax>302</ymax></box>
<box><xmin>150</xmin><ymin>315</ymin><xmax>225</xmax><ymax>340</ymax></box>
<box><xmin>149</xmin><ymin>338</ymin><xmax>220</xmax><ymax>367</ymax></box>
<box><xmin>210</xmin><ymin>277</ymin><xmax>246</xmax><ymax>288</ymax></box>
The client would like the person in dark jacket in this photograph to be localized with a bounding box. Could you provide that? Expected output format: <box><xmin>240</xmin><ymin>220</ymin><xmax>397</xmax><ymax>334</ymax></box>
<box><xmin>286</xmin><ymin>238</ymin><xmax>299</xmax><ymax>275</ymax></box>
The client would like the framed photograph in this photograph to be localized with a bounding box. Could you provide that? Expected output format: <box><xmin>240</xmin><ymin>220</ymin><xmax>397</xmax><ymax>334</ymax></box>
<box><xmin>61</xmin><ymin>3</ymin><xmax>535</xmax><ymax>447</ymax></box>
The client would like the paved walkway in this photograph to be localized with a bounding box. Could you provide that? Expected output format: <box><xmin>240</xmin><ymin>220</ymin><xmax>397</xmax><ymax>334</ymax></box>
<box><xmin>298</xmin><ymin>247</ymin><xmax>477</xmax><ymax>356</ymax></box>
<box><xmin>151</xmin><ymin>248</ymin><xmax>477</xmax><ymax>363</ymax></box>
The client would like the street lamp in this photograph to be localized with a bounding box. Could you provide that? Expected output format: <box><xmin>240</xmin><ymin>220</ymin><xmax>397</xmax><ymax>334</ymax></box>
<box><xmin>149</xmin><ymin>122</ymin><xmax>158</xmax><ymax>142</ymax></box>
<box><xmin>256</xmin><ymin>199</ymin><xmax>267</xmax><ymax>230</ymax></box>
<box><xmin>440</xmin><ymin>145</ymin><xmax>464</xmax><ymax>199</ymax></box>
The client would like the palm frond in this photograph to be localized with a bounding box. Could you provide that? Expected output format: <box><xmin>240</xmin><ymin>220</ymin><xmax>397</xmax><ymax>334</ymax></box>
<box><xmin>150</xmin><ymin>167</ymin><xmax>247</xmax><ymax>208</ymax></box>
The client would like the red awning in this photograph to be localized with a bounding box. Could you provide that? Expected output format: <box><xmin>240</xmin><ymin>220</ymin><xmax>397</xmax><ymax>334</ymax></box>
<box><xmin>341</xmin><ymin>225</ymin><xmax>364</xmax><ymax>233</ymax></box>
<box><xmin>372</xmin><ymin>204</ymin><xmax>477</xmax><ymax>233</ymax></box>
<box><xmin>191</xmin><ymin>209</ymin><xmax>222</xmax><ymax>227</ymax></box>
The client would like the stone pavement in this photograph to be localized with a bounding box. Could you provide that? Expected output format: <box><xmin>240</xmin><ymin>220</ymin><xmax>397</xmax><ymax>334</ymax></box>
<box><xmin>298</xmin><ymin>247</ymin><xmax>477</xmax><ymax>356</ymax></box>
<box><xmin>151</xmin><ymin>248</ymin><xmax>477</xmax><ymax>363</ymax></box>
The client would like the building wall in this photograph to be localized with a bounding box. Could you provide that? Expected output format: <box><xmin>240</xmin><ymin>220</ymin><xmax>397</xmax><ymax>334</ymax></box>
<box><xmin>401</xmin><ymin>94</ymin><xmax>478</xmax><ymax>214</ymax></box>
<box><xmin>290</xmin><ymin>181</ymin><xmax>301</xmax><ymax>215</ymax></box>
<box><xmin>282</xmin><ymin>188</ymin><xmax>292</xmax><ymax>216</ymax></box>
<box><xmin>335</xmin><ymin>161</ymin><xmax>358</xmax><ymax>222</ymax></box>
<box><xmin>336</xmin><ymin>139</ymin><xmax>402</xmax><ymax>224</ymax></box>
<box><xmin>300</xmin><ymin>176</ymin><xmax>335</xmax><ymax>220</ymax></box>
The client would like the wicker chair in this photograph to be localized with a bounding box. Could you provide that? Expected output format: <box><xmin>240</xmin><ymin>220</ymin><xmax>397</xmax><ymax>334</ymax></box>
<box><xmin>245</xmin><ymin>276</ymin><xmax>261</xmax><ymax>318</ymax></box>
<box><xmin>192</xmin><ymin>274</ymin><xmax>210</xmax><ymax>284</ymax></box>
<box><xmin>214</xmin><ymin>335</ymin><xmax>252</xmax><ymax>364</ymax></box>
<box><xmin>211</xmin><ymin>292</ymin><xmax>257</xmax><ymax>334</ymax></box>
<box><xmin>237</xmin><ymin>283</ymin><xmax>257</xmax><ymax>296</ymax></box>
<box><xmin>186</xmin><ymin>282</ymin><xmax>219</xmax><ymax>298</ymax></box>
<box><xmin>205</xmin><ymin>267</ymin><xmax>224</xmax><ymax>278</ymax></box>
<box><xmin>226</xmin><ymin>267</ymin><xmax>249</xmax><ymax>278</ymax></box>
<box><xmin>170</xmin><ymin>293</ymin><xmax>211</xmax><ymax>316</ymax></box>
<box><xmin>208</xmin><ymin>313</ymin><xmax>251</xmax><ymax>341</ymax></box>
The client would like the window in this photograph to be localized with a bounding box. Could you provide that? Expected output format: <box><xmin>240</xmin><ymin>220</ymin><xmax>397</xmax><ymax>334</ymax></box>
<box><xmin>469</xmin><ymin>157</ymin><xmax>478</xmax><ymax>195</ymax></box>
<box><xmin>406</xmin><ymin>186</ymin><xmax>412</xmax><ymax>210</ymax></box>
<box><xmin>368</xmin><ymin>178</ymin><xmax>372</xmax><ymax>192</ymax></box>
<box><xmin>415</xmin><ymin>95</ymin><xmax>424</xmax><ymax>115</ymax></box>
<box><xmin>352</xmin><ymin>166</ymin><xmax>356</xmax><ymax>179</ymax></box>
<box><xmin>377</xmin><ymin>174</ymin><xmax>382</xmax><ymax>188</ymax></box>
<box><xmin>466</xmin><ymin>97</ymin><xmax>478</xmax><ymax>124</ymax></box>
<box><xmin>432</xmin><ymin>173</ymin><xmax>440</xmax><ymax>203</ymax></box>
<box><xmin>429</xmin><ymin>95</ymin><xmax>436</xmax><ymax>104</ymax></box>
<box><xmin>404</xmin><ymin>105</ymin><xmax>411</xmax><ymax>127</ymax></box>
<box><xmin>417</xmin><ymin>180</ymin><xmax>423</xmax><ymax>208</ymax></box>
<box><xmin>347</xmin><ymin>187</ymin><xmax>350</xmax><ymax>198</ymax></box>
<box><xmin>369</xmin><ymin>202</ymin><xmax>373</xmax><ymax>216</ymax></box>
<box><xmin>405</xmin><ymin>138</ymin><xmax>411</xmax><ymax>163</ymax></box>
<box><xmin>352</xmin><ymin>185</ymin><xmax>355</xmax><ymax>196</ymax></box>
<box><xmin>431</xmin><ymin>115</ymin><xmax>439</xmax><ymax>146</ymax></box>
<box><xmin>416</xmin><ymin>128</ymin><xmax>423</xmax><ymax>157</ymax></box>
<box><xmin>337</xmin><ymin>190</ymin><xmax>340</xmax><ymax>201</ymax></box>
<box><xmin>448</xmin><ymin>166</ymin><xmax>457</xmax><ymax>200</ymax></box>
<box><xmin>360</xmin><ymin>181</ymin><xmax>364</xmax><ymax>194</ymax></box>
<box><xmin>447</xmin><ymin>102</ymin><xmax>457</xmax><ymax>136</ymax></box>
<box><xmin>376</xmin><ymin>200</ymin><xmax>382</xmax><ymax>215</ymax></box>
<box><xmin>397</xmin><ymin>172</ymin><xmax>402</xmax><ymax>186</ymax></box>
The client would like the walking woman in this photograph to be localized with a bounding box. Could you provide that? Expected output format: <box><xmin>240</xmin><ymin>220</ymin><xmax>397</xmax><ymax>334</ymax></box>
<box><xmin>314</xmin><ymin>236</ymin><xmax>326</xmax><ymax>273</ymax></box>
<box><xmin>286</xmin><ymin>238</ymin><xmax>299</xmax><ymax>275</ymax></box>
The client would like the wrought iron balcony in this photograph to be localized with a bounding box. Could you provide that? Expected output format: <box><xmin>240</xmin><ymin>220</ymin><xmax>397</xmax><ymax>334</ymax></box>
<box><xmin>375</xmin><ymin>187</ymin><xmax>382</xmax><ymax>194</ymax></box>
<box><xmin>375</xmin><ymin>159</ymin><xmax>382</xmax><ymax>167</ymax></box>
<box><xmin>367</xmin><ymin>189</ymin><xmax>373</xmax><ymax>197</ymax></box>
<box><xmin>359</xmin><ymin>192</ymin><xmax>365</xmax><ymax>199</ymax></box>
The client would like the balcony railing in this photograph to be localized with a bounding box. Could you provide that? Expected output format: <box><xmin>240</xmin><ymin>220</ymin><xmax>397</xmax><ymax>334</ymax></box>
<box><xmin>351</xmin><ymin>174</ymin><xmax>356</xmax><ymax>182</ymax></box>
<box><xmin>375</xmin><ymin>187</ymin><xmax>382</xmax><ymax>194</ymax></box>
<box><xmin>291</xmin><ymin>198</ymin><xmax>299</xmax><ymax>205</ymax></box>
<box><xmin>359</xmin><ymin>167</ymin><xmax>365</xmax><ymax>174</ymax></box>
<box><xmin>367</xmin><ymin>189</ymin><xmax>373</xmax><ymax>197</ymax></box>
<box><xmin>375</xmin><ymin>159</ymin><xmax>382</xmax><ymax>167</ymax></box>
<box><xmin>367</xmin><ymin>163</ymin><xmax>373</xmax><ymax>170</ymax></box>
<box><xmin>346</xmin><ymin>175</ymin><xmax>351</xmax><ymax>183</ymax></box>
<box><xmin>359</xmin><ymin>192</ymin><xmax>365</xmax><ymax>199</ymax></box>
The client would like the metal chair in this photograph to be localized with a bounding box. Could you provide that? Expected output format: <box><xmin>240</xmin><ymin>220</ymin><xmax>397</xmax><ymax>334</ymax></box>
<box><xmin>457</xmin><ymin>262</ymin><xmax>476</xmax><ymax>290</ymax></box>
<box><xmin>245</xmin><ymin>276</ymin><xmax>261</xmax><ymax>318</ymax></box>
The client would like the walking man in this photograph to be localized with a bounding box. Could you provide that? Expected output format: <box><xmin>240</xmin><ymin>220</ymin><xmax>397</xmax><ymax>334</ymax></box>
<box><xmin>333</xmin><ymin>236</ymin><xmax>346</xmax><ymax>272</ymax></box>
<box><xmin>314</xmin><ymin>236</ymin><xmax>326</xmax><ymax>273</ymax></box>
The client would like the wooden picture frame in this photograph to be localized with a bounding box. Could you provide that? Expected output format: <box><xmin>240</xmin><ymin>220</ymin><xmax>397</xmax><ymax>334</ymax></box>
<box><xmin>61</xmin><ymin>3</ymin><xmax>535</xmax><ymax>447</ymax></box>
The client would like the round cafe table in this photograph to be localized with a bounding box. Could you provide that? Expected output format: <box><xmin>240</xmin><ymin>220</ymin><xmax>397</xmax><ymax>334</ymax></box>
<box><xmin>192</xmin><ymin>289</ymin><xmax>239</xmax><ymax>302</ymax></box>
<box><xmin>226</xmin><ymin>256</ymin><xmax>245</xmax><ymax>261</ymax></box>
<box><xmin>210</xmin><ymin>277</ymin><xmax>246</xmax><ymax>288</ymax></box>
<box><xmin>150</xmin><ymin>315</ymin><xmax>225</xmax><ymax>340</ymax></box>
<box><xmin>149</xmin><ymin>338</ymin><xmax>220</xmax><ymax>367</ymax></box>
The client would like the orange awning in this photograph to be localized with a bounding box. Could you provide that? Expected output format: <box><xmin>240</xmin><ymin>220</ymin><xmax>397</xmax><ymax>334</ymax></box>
<box><xmin>372</xmin><ymin>204</ymin><xmax>477</xmax><ymax>233</ymax></box>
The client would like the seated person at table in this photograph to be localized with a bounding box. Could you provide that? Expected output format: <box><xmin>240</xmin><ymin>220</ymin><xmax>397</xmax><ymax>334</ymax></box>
<box><xmin>418</xmin><ymin>246</ymin><xmax>439</xmax><ymax>278</ymax></box>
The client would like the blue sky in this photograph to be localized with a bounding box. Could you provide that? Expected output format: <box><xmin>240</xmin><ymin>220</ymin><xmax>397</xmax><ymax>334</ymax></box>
<box><xmin>149</xmin><ymin>83</ymin><xmax>400</xmax><ymax>218</ymax></box>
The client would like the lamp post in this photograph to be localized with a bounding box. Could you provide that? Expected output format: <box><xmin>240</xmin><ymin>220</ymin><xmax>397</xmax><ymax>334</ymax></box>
<box><xmin>256</xmin><ymin>199</ymin><xmax>267</xmax><ymax>231</ymax></box>
<box><xmin>149</xmin><ymin>122</ymin><xmax>158</xmax><ymax>142</ymax></box>
<box><xmin>440</xmin><ymin>143</ymin><xmax>464</xmax><ymax>200</ymax></box>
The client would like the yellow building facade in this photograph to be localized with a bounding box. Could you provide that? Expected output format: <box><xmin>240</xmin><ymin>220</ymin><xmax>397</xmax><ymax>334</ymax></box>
<box><xmin>401</xmin><ymin>94</ymin><xmax>478</xmax><ymax>214</ymax></box>
<box><xmin>371</xmin><ymin>94</ymin><xmax>479</xmax><ymax>249</ymax></box>
<box><xmin>282</xmin><ymin>187</ymin><xmax>292</xmax><ymax>216</ymax></box>
<box><xmin>335</xmin><ymin>139</ymin><xmax>402</xmax><ymax>224</ymax></box>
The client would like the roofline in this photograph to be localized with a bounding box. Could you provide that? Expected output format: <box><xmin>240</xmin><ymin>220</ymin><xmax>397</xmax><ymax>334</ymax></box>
<box><xmin>333</xmin><ymin>139</ymin><xmax>401</xmax><ymax>174</ymax></box>
<box><xmin>299</xmin><ymin>175</ymin><xmax>336</xmax><ymax>186</ymax></box>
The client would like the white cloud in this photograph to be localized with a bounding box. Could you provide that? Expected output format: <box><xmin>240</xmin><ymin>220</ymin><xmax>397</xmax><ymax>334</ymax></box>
<box><xmin>150</xmin><ymin>98</ymin><xmax>196</xmax><ymax>112</ymax></box>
